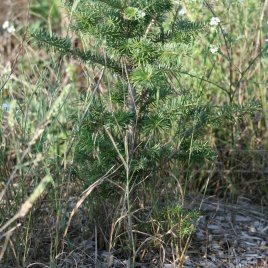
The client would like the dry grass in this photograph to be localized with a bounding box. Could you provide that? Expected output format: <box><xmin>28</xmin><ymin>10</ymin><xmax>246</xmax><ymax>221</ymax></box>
<box><xmin>0</xmin><ymin>0</ymin><xmax>268</xmax><ymax>267</ymax></box>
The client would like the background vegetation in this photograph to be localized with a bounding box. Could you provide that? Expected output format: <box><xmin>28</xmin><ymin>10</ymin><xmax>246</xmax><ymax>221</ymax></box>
<box><xmin>0</xmin><ymin>0</ymin><xmax>267</xmax><ymax>267</ymax></box>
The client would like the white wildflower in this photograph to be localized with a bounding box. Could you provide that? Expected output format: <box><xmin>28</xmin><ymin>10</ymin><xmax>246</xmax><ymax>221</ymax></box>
<box><xmin>137</xmin><ymin>10</ymin><xmax>146</xmax><ymax>19</ymax></box>
<box><xmin>2</xmin><ymin>20</ymin><xmax>10</xmax><ymax>30</ymax></box>
<box><xmin>210</xmin><ymin>17</ymin><xmax>221</xmax><ymax>27</ymax></box>
<box><xmin>2</xmin><ymin>102</ymin><xmax>10</xmax><ymax>112</ymax></box>
<box><xmin>178</xmin><ymin>7</ymin><xmax>187</xmax><ymax>16</ymax></box>
<box><xmin>209</xmin><ymin>45</ymin><xmax>219</xmax><ymax>54</ymax></box>
<box><xmin>7</xmin><ymin>25</ymin><xmax>15</xmax><ymax>33</ymax></box>
<box><xmin>2</xmin><ymin>20</ymin><xmax>15</xmax><ymax>33</ymax></box>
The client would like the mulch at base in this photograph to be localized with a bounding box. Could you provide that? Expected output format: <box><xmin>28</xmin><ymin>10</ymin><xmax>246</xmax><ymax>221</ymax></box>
<box><xmin>184</xmin><ymin>195</ymin><xmax>268</xmax><ymax>268</ymax></box>
<box><xmin>54</xmin><ymin>195</ymin><xmax>268</xmax><ymax>268</ymax></box>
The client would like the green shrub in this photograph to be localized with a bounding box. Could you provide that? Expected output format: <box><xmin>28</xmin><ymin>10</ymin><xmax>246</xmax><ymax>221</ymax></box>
<box><xmin>31</xmin><ymin>0</ymin><xmax>259</xmax><ymax>265</ymax></box>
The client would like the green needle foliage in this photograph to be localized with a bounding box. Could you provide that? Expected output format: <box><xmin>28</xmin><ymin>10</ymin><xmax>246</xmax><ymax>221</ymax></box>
<box><xmin>32</xmin><ymin>0</ymin><xmax>219</xmax><ymax>263</ymax></box>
